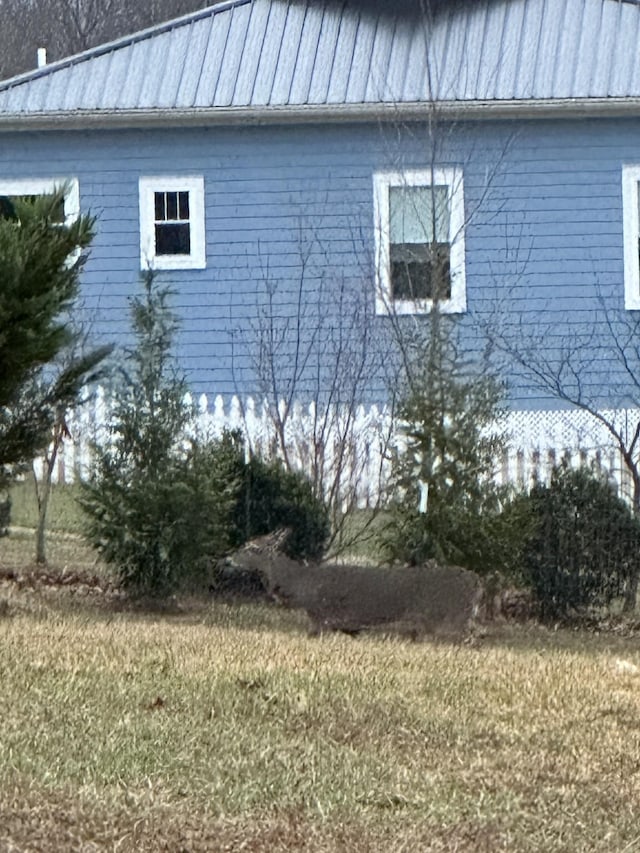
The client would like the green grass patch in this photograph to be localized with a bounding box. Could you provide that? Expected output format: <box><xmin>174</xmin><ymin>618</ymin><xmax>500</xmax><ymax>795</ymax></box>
<box><xmin>0</xmin><ymin>529</ymin><xmax>98</xmax><ymax>575</ymax></box>
<box><xmin>0</xmin><ymin>584</ymin><xmax>639</xmax><ymax>851</ymax></box>
<box><xmin>8</xmin><ymin>479</ymin><xmax>84</xmax><ymax>534</ymax></box>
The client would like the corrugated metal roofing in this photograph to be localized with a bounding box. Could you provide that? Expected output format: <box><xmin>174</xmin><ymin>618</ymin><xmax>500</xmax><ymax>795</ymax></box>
<box><xmin>1</xmin><ymin>0</ymin><xmax>640</xmax><ymax>121</ymax></box>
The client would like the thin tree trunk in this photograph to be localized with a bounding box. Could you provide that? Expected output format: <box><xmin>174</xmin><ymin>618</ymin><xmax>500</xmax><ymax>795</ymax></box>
<box><xmin>35</xmin><ymin>473</ymin><xmax>53</xmax><ymax>564</ymax></box>
<box><xmin>623</xmin><ymin>477</ymin><xmax>640</xmax><ymax>613</ymax></box>
<box><xmin>34</xmin><ymin>415</ymin><xmax>66</xmax><ymax>565</ymax></box>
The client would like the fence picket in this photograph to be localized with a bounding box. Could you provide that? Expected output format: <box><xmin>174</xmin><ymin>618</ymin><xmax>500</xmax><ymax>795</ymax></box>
<box><xmin>37</xmin><ymin>388</ymin><xmax>635</xmax><ymax>509</ymax></box>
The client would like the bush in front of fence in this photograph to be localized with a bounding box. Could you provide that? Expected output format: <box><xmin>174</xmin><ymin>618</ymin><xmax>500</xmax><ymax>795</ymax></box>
<box><xmin>511</xmin><ymin>462</ymin><xmax>640</xmax><ymax>620</ymax></box>
<box><xmin>80</xmin><ymin>430</ymin><xmax>244</xmax><ymax>594</ymax></box>
<box><xmin>379</xmin><ymin>306</ymin><xmax>522</xmax><ymax>576</ymax></box>
<box><xmin>211</xmin><ymin>454</ymin><xmax>330</xmax><ymax>599</ymax></box>
<box><xmin>79</xmin><ymin>271</ymin><xmax>329</xmax><ymax>596</ymax></box>
<box><xmin>236</xmin><ymin>454</ymin><xmax>329</xmax><ymax>562</ymax></box>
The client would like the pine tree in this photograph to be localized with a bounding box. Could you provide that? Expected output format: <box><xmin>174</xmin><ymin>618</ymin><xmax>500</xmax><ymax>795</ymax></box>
<box><xmin>0</xmin><ymin>187</ymin><xmax>104</xmax><ymax>490</ymax></box>
<box><xmin>79</xmin><ymin>271</ymin><xmax>242</xmax><ymax>594</ymax></box>
<box><xmin>383</xmin><ymin>307</ymin><xmax>515</xmax><ymax>574</ymax></box>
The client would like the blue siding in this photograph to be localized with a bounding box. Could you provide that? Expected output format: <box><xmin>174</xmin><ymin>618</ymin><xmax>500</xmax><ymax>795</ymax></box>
<box><xmin>0</xmin><ymin>117</ymin><xmax>637</xmax><ymax>410</ymax></box>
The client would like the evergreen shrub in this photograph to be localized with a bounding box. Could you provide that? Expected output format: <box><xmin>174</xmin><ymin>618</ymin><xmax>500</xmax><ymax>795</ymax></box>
<box><xmin>0</xmin><ymin>187</ymin><xmax>108</xmax><ymax>490</ymax></box>
<box><xmin>80</xmin><ymin>273</ymin><xmax>328</xmax><ymax>596</ymax></box>
<box><xmin>79</xmin><ymin>274</ymin><xmax>243</xmax><ymax>594</ymax></box>
<box><xmin>236</xmin><ymin>455</ymin><xmax>329</xmax><ymax>561</ymax></box>
<box><xmin>512</xmin><ymin>463</ymin><xmax>640</xmax><ymax>620</ymax></box>
<box><xmin>381</xmin><ymin>308</ymin><xmax>523</xmax><ymax>575</ymax></box>
<box><xmin>81</xmin><ymin>432</ymin><xmax>243</xmax><ymax>594</ymax></box>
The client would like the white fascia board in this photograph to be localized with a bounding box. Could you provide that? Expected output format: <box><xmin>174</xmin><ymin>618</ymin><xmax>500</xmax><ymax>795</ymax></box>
<box><xmin>4</xmin><ymin>98</ymin><xmax>640</xmax><ymax>130</ymax></box>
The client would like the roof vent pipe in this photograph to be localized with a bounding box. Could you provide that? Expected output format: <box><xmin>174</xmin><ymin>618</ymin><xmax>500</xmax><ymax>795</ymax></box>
<box><xmin>37</xmin><ymin>48</ymin><xmax>47</xmax><ymax>68</ymax></box>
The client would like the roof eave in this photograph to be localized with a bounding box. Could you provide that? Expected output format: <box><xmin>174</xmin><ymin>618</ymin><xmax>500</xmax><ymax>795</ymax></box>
<box><xmin>2</xmin><ymin>98</ymin><xmax>640</xmax><ymax>130</ymax></box>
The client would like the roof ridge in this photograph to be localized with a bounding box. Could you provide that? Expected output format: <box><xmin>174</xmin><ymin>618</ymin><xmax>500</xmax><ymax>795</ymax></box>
<box><xmin>0</xmin><ymin>0</ymin><xmax>252</xmax><ymax>92</ymax></box>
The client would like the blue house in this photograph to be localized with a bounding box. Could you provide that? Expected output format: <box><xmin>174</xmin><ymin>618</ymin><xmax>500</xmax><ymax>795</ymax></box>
<box><xmin>1</xmin><ymin>0</ymin><xmax>640</xmax><ymax>417</ymax></box>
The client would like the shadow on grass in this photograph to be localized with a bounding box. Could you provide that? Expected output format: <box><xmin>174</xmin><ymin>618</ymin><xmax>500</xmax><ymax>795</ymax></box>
<box><xmin>0</xmin><ymin>782</ymin><xmax>509</xmax><ymax>853</ymax></box>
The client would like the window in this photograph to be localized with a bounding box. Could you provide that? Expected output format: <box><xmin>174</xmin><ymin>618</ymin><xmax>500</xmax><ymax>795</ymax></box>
<box><xmin>373</xmin><ymin>167</ymin><xmax>466</xmax><ymax>314</ymax></box>
<box><xmin>139</xmin><ymin>176</ymin><xmax>205</xmax><ymax>270</ymax></box>
<box><xmin>622</xmin><ymin>165</ymin><xmax>640</xmax><ymax>309</ymax></box>
<box><xmin>0</xmin><ymin>177</ymin><xmax>79</xmax><ymax>224</ymax></box>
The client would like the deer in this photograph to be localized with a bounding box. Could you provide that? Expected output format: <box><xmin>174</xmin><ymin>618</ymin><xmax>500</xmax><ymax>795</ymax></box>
<box><xmin>228</xmin><ymin>529</ymin><xmax>482</xmax><ymax>639</ymax></box>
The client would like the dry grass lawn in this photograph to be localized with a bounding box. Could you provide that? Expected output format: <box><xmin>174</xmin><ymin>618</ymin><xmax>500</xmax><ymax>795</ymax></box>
<box><xmin>1</xmin><ymin>532</ymin><xmax>640</xmax><ymax>852</ymax></box>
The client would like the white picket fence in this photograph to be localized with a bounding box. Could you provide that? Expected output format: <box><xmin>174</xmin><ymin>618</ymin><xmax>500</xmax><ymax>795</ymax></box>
<box><xmin>34</xmin><ymin>388</ymin><xmax>634</xmax><ymax>507</ymax></box>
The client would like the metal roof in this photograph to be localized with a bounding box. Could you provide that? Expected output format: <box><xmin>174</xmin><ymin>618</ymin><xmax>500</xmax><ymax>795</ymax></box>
<box><xmin>1</xmin><ymin>0</ymin><xmax>640</xmax><ymax>126</ymax></box>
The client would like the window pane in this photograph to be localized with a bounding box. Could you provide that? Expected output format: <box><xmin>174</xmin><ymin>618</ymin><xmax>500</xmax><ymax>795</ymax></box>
<box><xmin>0</xmin><ymin>196</ymin><xmax>15</xmax><ymax>219</ymax></box>
<box><xmin>389</xmin><ymin>185</ymin><xmax>449</xmax><ymax>244</ymax></box>
<box><xmin>5</xmin><ymin>193</ymin><xmax>65</xmax><ymax>223</ymax></box>
<box><xmin>155</xmin><ymin>191</ymin><xmax>191</xmax><ymax>222</ymax></box>
<box><xmin>154</xmin><ymin>192</ymin><xmax>165</xmax><ymax>221</ymax></box>
<box><xmin>155</xmin><ymin>222</ymin><xmax>191</xmax><ymax>255</ymax></box>
<box><xmin>390</xmin><ymin>242</ymin><xmax>451</xmax><ymax>301</ymax></box>
<box><xmin>48</xmin><ymin>195</ymin><xmax>65</xmax><ymax>223</ymax></box>
<box><xmin>166</xmin><ymin>191</ymin><xmax>178</xmax><ymax>221</ymax></box>
<box><xmin>178</xmin><ymin>191</ymin><xmax>190</xmax><ymax>219</ymax></box>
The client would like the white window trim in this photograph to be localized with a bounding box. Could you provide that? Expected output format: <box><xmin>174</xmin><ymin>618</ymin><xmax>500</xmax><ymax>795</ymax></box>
<box><xmin>622</xmin><ymin>164</ymin><xmax>640</xmax><ymax>310</ymax></box>
<box><xmin>139</xmin><ymin>175</ymin><xmax>206</xmax><ymax>271</ymax></box>
<box><xmin>0</xmin><ymin>176</ymin><xmax>79</xmax><ymax>224</ymax></box>
<box><xmin>373</xmin><ymin>167</ymin><xmax>466</xmax><ymax>315</ymax></box>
